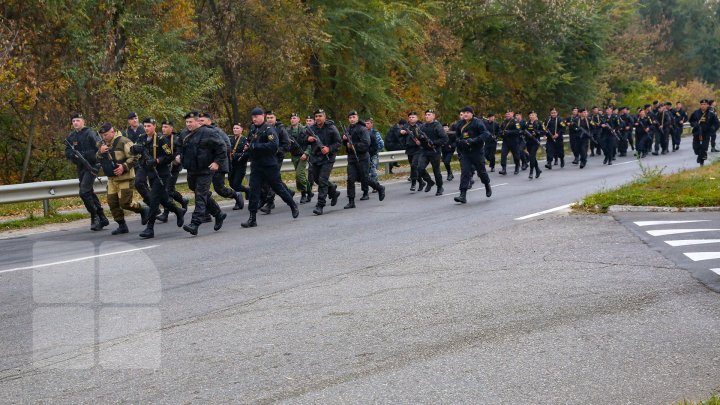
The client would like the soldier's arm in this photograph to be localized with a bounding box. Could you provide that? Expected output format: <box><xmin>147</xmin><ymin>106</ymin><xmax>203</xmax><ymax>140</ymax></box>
<box><xmin>436</xmin><ymin>122</ymin><xmax>449</xmax><ymax>146</ymax></box>
<box><xmin>355</xmin><ymin>128</ymin><xmax>371</xmax><ymax>154</ymax></box>
<box><xmin>328</xmin><ymin>127</ymin><xmax>342</xmax><ymax>154</ymax></box>
<box><xmin>82</xmin><ymin>131</ymin><xmax>101</xmax><ymax>162</ymax></box>
<box><xmin>123</xmin><ymin>140</ymin><xmax>137</xmax><ymax>172</ymax></box>
<box><xmin>156</xmin><ymin>138</ymin><xmax>174</xmax><ymax>166</ymax></box>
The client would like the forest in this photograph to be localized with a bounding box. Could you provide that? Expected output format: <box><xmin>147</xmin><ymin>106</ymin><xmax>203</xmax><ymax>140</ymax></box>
<box><xmin>1</xmin><ymin>0</ymin><xmax>718</xmax><ymax>183</ymax></box>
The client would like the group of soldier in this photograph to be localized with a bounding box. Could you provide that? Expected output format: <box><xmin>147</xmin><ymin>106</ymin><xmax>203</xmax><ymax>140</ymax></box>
<box><xmin>63</xmin><ymin>99</ymin><xmax>719</xmax><ymax>237</ymax></box>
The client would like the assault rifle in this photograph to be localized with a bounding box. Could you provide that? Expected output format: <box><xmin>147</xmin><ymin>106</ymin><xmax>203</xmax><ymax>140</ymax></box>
<box><xmin>64</xmin><ymin>138</ymin><xmax>103</xmax><ymax>185</ymax></box>
<box><xmin>130</xmin><ymin>144</ymin><xmax>164</xmax><ymax>188</ymax></box>
<box><xmin>305</xmin><ymin>126</ymin><xmax>328</xmax><ymax>161</ymax></box>
<box><xmin>340</xmin><ymin>123</ymin><xmax>359</xmax><ymax>160</ymax></box>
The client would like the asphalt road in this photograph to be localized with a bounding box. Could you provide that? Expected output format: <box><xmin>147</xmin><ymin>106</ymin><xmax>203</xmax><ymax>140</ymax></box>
<box><xmin>1</xmin><ymin>146</ymin><xmax>720</xmax><ymax>403</ymax></box>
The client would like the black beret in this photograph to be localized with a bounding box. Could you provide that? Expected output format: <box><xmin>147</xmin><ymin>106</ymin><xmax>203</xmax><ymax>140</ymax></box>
<box><xmin>665</xmin><ymin>102</ymin><xmax>673</xmax><ymax>106</ymax></box>
<box><xmin>250</xmin><ymin>107</ymin><xmax>265</xmax><ymax>116</ymax></box>
<box><xmin>199</xmin><ymin>112</ymin><xmax>212</xmax><ymax>119</ymax></box>
<box><xmin>398</xmin><ymin>118</ymin><xmax>408</xmax><ymax>125</ymax></box>
<box><xmin>528</xmin><ymin>110</ymin><xmax>537</xmax><ymax>115</ymax></box>
<box><xmin>459</xmin><ymin>106</ymin><xmax>473</xmax><ymax>114</ymax></box>
<box><xmin>572</xmin><ymin>106</ymin><xmax>579</xmax><ymax>110</ymax></box>
<box><xmin>142</xmin><ymin>117</ymin><xmax>156</xmax><ymax>125</ymax></box>
<box><xmin>505</xmin><ymin>109</ymin><xmax>514</xmax><ymax>113</ymax></box>
<box><xmin>161</xmin><ymin>119</ymin><xmax>173</xmax><ymax>126</ymax></box>
<box><xmin>407</xmin><ymin>111</ymin><xmax>418</xmax><ymax>116</ymax></box>
<box><xmin>184</xmin><ymin>111</ymin><xmax>199</xmax><ymax>119</ymax></box>
<box><xmin>98</xmin><ymin>122</ymin><xmax>113</xmax><ymax>134</ymax></box>
<box><xmin>128</xmin><ymin>111</ymin><xmax>138</xmax><ymax>119</ymax></box>
<box><xmin>265</xmin><ymin>110</ymin><xmax>275</xmax><ymax>116</ymax></box>
<box><xmin>425</xmin><ymin>109</ymin><xmax>435</xmax><ymax>114</ymax></box>
<box><xmin>313</xmin><ymin>109</ymin><xmax>326</xmax><ymax>115</ymax></box>
<box><xmin>652</xmin><ymin>100</ymin><xmax>659</xmax><ymax>105</ymax></box>
<box><xmin>365</xmin><ymin>117</ymin><xmax>374</xmax><ymax>122</ymax></box>
<box><xmin>578</xmin><ymin>108</ymin><xmax>587</xmax><ymax>113</ymax></box>
<box><xmin>709</xmin><ymin>99</ymin><xmax>715</xmax><ymax>103</ymax></box>
<box><xmin>591</xmin><ymin>106</ymin><xmax>598</xmax><ymax>110</ymax></box>
<box><xmin>643</xmin><ymin>104</ymin><xmax>652</xmax><ymax>109</ymax></box>
<box><xmin>70</xmin><ymin>112</ymin><xmax>83</xmax><ymax>120</ymax></box>
<box><xmin>305</xmin><ymin>115</ymin><xmax>313</xmax><ymax>120</ymax></box>
<box><xmin>549</xmin><ymin>108</ymin><xmax>557</xmax><ymax>112</ymax></box>
<box><xmin>290</xmin><ymin>112</ymin><xmax>299</xmax><ymax>118</ymax></box>
<box><xmin>486</xmin><ymin>112</ymin><xmax>495</xmax><ymax>117</ymax></box>
<box><xmin>700</xmin><ymin>99</ymin><xmax>709</xmax><ymax>104</ymax></box>
<box><xmin>347</xmin><ymin>110</ymin><xmax>358</xmax><ymax>117</ymax></box>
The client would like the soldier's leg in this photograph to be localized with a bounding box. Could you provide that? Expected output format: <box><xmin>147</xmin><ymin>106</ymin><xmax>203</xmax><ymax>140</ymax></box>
<box><xmin>346</xmin><ymin>161</ymin><xmax>358</xmax><ymax>200</ymax></box>
<box><xmin>430</xmin><ymin>154</ymin><xmax>443</xmax><ymax>188</ymax></box>
<box><xmin>472</xmin><ymin>152</ymin><xmax>491</xmax><ymax>186</ymax></box>
<box><xmin>107</xmin><ymin>180</ymin><xmax>124</xmax><ymax>223</ymax></box>
<box><xmin>78</xmin><ymin>170</ymin><xmax>99</xmax><ymax>217</ymax></box>
<box><xmin>134</xmin><ymin>167</ymin><xmax>150</xmax><ymax>204</ymax></box>
<box><xmin>579</xmin><ymin>138</ymin><xmax>588</xmax><ymax>166</ymax></box>
<box><xmin>360</xmin><ymin>158</ymin><xmax>382</xmax><ymax>191</ymax></box>
<box><xmin>711</xmin><ymin>132</ymin><xmax>717</xmax><ymax>151</ymax></box>
<box><xmin>266</xmin><ymin>166</ymin><xmax>297</xmax><ymax>209</ymax></box>
<box><xmin>315</xmin><ymin>163</ymin><xmax>330</xmax><ymax>207</ymax></box>
<box><xmin>458</xmin><ymin>154</ymin><xmax>473</xmax><ymax>191</ymax></box>
<box><xmin>416</xmin><ymin>153</ymin><xmax>432</xmax><ymax>184</ymax></box>
<box><xmin>442</xmin><ymin>146</ymin><xmax>455</xmax><ymax>176</ymax></box>
<box><xmin>248</xmin><ymin>168</ymin><xmax>264</xmax><ymax>214</ymax></box>
<box><xmin>212</xmin><ymin>172</ymin><xmax>235</xmax><ymax>198</ymax></box>
<box><xmin>500</xmin><ymin>142</ymin><xmax>509</xmax><ymax>170</ymax></box>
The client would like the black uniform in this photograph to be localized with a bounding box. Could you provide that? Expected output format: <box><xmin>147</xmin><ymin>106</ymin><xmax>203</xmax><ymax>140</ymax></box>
<box><xmin>304</xmin><ymin>120</ymin><xmax>342</xmax><ymax>210</ymax></box>
<box><xmin>590</xmin><ymin>113</ymin><xmax>602</xmax><ymax>156</ymax></box>
<box><xmin>573</xmin><ymin>116</ymin><xmax>594</xmax><ymax>168</ymax></box>
<box><xmin>524</xmin><ymin>119</ymin><xmax>545</xmax><ymax>178</ymax></box>
<box><xmin>499</xmin><ymin>118</ymin><xmax>523</xmax><ymax>174</ymax></box>
<box><xmin>158</xmin><ymin>131</ymin><xmax>188</xmax><ymax>223</ymax></box>
<box><xmin>261</xmin><ymin>121</ymin><xmax>294</xmax><ymax>211</ymax></box>
<box><xmin>443</xmin><ymin>122</ymin><xmax>458</xmax><ymax>178</ymax></box>
<box><xmin>181</xmin><ymin>124</ymin><xmax>227</xmax><ymax>226</ymax></box>
<box><xmin>229</xmin><ymin>133</ymin><xmax>250</xmax><ymax>196</ymax></box>
<box><xmin>453</xmin><ymin>117</ymin><xmax>491</xmax><ymax>200</ymax></box>
<box><xmin>634</xmin><ymin>115</ymin><xmax>653</xmax><ymax>158</ymax></box>
<box><xmin>343</xmin><ymin>123</ymin><xmax>385</xmax><ymax>203</ymax></box>
<box><xmin>599</xmin><ymin>114</ymin><xmax>621</xmax><ymax>164</ymax></box>
<box><xmin>483</xmin><ymin>119</ymin><xmax>500</xmax><ymax>171</ymax></box>
<box><xmin>617</xmin><ymin>113</ymin><xmax>634</xmax><ymax>156</ymax></box>
<box><xmin>400</xmin><ymin>122</ymin><xmax>432</xmax><ymax>190</ymax></box>
<box><xmin>209</xmin><ymin>125</ymin><xmax>241</xmax><ymax>202</ymax></box>
<box><xmin>137</xmin><ymin>133</ymin><xmax>183</xmax><ymax>230</ymax></box>
<box><xmin>416</xmin><ymin>120</ymin><xmax>448</xmax><ymax>194</ymax></box>
<box><xmin>64</xmin><ymin>126</ymin><xmax>107</xmax><ymax>225</ymax></box>
<box><xmin>544</xmin><ymin>116</ymin><xmax>565</xmax><ymax>168</ymax></box>
<box><xmin>672</xmin><ymin>108</ymin><xmax>687</xmax><ymax>150</ymax></box>
<box><xmin>653</xmin><ymin>109</ymin><xmax>673</xmax><ymax>154</ymax></box>
<box><xmin>127</xmin><ymin>125</ymin><xmax>150</xmax><ymax>203</ymax></box>
<box><xmin>689</xmin><ymin>108</ymin><xmax>720</xmax><ymax>165</ymax></box>
<box><xmin>567</xmin><ymin>114</ymin><xmax>581</xmax><ymax>163</ymax></box>
<box><xmin>246</xmin><ymin>122</ymin><xmax>297</xmax><ymax>215</ymax></box>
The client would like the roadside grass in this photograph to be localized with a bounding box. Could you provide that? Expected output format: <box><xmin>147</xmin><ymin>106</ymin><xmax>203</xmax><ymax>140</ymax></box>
<box><xmin>679</xmin><ymin>395</ymin><xmax>720</xmax><ymax>405</ymax></box>
<box><xmin>574</xmin><ymin>158</ymin><xmax>720</xmax><ymax>213</ymax></box>
<box><xmin>0</xmin><ymin>212</ymin><xmax>88</xmax><ymax>231</ymax></box>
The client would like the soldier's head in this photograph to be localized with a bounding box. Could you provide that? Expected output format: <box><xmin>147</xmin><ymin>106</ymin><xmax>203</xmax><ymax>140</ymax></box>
<box><xmin>233</xmin><ymin>123</ymin><xmax>243</xmax><ymax>136</ymax></box>
<box><xmin>700</xmin><ymin>99</ymin><xmax>709</xmax><ymax>112</ymax></box>
<box><xmin>591</xmin><ymin>106</ymin><xmax>599</xmax><ymax>114</ymax></box>
<box><xmin>365</xmin><ymin>118</ymin><xmax>374</xmax><ymax>129</ymax></box>
<box><xmin>313</xmin><ymin>109</ymin><xmax>326</xmax><ymax>126</ymax></box>
<box><xmin>638</xmin><ymin>109</ymin><xmax>646</xmax><ymax>118</ymax></box>
<box><xmin>572</xmin><ymin>107</ymin><xmax>579</xmax><ymax>116</ymax></box>
<box><xmin>504</xmin><ymin>110</ymin><xmax>513</xmax><ymax>120</ymax></box>
<box><xmin>528</xmin><ymin>111</ymin><xmax>538</xmax><ymax>121</ymax></box>
<box><xmin>644</xmin><ymin>104</ymin><xmax>652</xmax><ymax>113</ymax></box>
<box><xmin>347</xmin><ymin>111</ymin><xmax>359</xmax><ymax>125</ymax></box>
<box><xmin>487</xmin><ymin>113</ymin><xmax>496</xmax><ymax>122</ymax></box>
<box><xmin>579</xmin><ymin>108</ymin><xmax>588</xmax><ymax>118</ymax></box>
<box><xmin>70</xmin><ymin>112</ymin><xmax>85</xmax><ymax>130</ymax></box>
<box><xmin>424</xmin><ymin>109</ymin><xmax>436</xmax><ymax>123</ymax></box>
<box><xmin>305</xmin><ymin>116</ymin><xmax>315</xmax><ymax>127</ymax></box>
<box><xmin>266</xmin><ymin>111</ymin><xmax>277</xmax><ymax>126</ymax></box>
<box><xmin>514</xmin><ymin>112</ymin><xmax>522</xmax><ymax>121</ymax></box>
<box><xmin>676</xmin><ymin>101</ymin><xmax>684</xmax><ymax>109</ymax></box>
<box><xmin>142</xmin><ymin>117</ymin><xmax>157</xmax><ymax>135</ymax></box>
<box><xmin>184</xmin><ymin>111</ymin><xmax>201</xmax><ymax>131</ymax></box>
<box><xmin>443</xmin><ymin>123</ymin><xmax>450</xmax><ymax>132</ymax></box>
<box><xmin>605</xmin><ymin>106</ymin><xmax>613</xmax><ymax>115</ymax></box>
<box><xmin>407</xmin><ymin>111</ymin><xmax>418</xmax><ymax>125</ymax></box>
<box><xmin>199</xmin><ymin>112</ymin><xmax>213</xmax><ymax>126</ymax></box>
<box><xmin>161</xmin><ymin>120</ymin><xmax>173</xmax><ymax>136</ymax></box>
<box><xmin>99</xmin><ymin>122</ymin><xmax>114</xmax><ymax>142</ymax></box>
<box><xmin>550</xmin><ymin>108</ymin><xmax>558</xmax><ymax>118</ymax></box>
<box><xmin>459</xmin><ymin>106</ymin><xmax>473</xmax><ymax>121</ymax></box>
<box><xmin>127</xmin><ymin>112</ymin><xmax>139</xmax><ymax>129</ymax></box>
<box><xmin>251</xmin><ymin>107</ymin><xmax>266</xmax><ymax>126</ymax></box>
<box><xmin>290</xmin><ymin>113</ymin><xmax>300</xmax><ymax>127</ymax></box>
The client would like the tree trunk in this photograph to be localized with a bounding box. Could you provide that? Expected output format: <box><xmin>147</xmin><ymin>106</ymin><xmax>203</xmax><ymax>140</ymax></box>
<box><xmin>20</xmin><ymin>101</ymin><xmax>39</xmax><ymax>183</ymax></box>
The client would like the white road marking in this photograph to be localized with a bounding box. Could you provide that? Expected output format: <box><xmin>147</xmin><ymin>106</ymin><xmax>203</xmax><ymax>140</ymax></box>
<box><xmin>646</xmin><ymin>229</ymin><xmax>720</xmax><ymax>237</ymax></box>
<box><xmin>514</xmin><ymin>203</ymin><xmax>573</xmax><ymax>221</ymax></box>
<box><xmin>613</xmin><ymin>159</ymin><xmax>640</xmax><ymax>166</ymax></box>
<box><xmin>684</xmin><ymin>252</ymin><xmax>720</xmax><ymax>262</ymax></box>
<box><xmin>710</xmin><ymin>268</ymin><xmax>720</xmax><ymax>276</ymax></box>
<box><xmin>443</xmin><ymin>183</ymin><xmax>509</xmax><ymax>196</ymax></box>
<box><xmin>665</xmin><ymin>239</ymin><xmax>720</xmax><ymax>247</ymax></box>
<box><xmin>0</xmin><ymin>245</ymin><xmax>159</xmax><ymax>275</ymax></box>
<box><xmin>634</xmin><ymin>220</ymin><xmax>710</xmax><ymax>227</ymax></box>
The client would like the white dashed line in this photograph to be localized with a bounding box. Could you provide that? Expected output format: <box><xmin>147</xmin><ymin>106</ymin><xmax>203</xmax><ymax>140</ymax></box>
<box><xmin>514</xmin><ymin>203</ymin><xmax>573</xmax><ymax>221</ymax></box>
<box><xmin>443</xmin><ymin>183</ymin><xmax>509</xmax><ymax>196</ymax></box>
<box><xmin>646</xmin><ymin>229</ymin><xmax>720</xmax><ymax>237</ymax></box>
<box><xmin>634</xmin><ymin>220</ymin><xmax>710</xmax><ymax>227</ymax></box>
<box><xmin>665</xmin><ymin>239</ymin><xmax>720</xmax><ymax>247</ymax></box>
<box><xmin>0</xmin><ymin>245</ymin><xmax>159</xmax><ymax>274</ymax></box>
<box><xmin>684</xmin><ymin>252</ymin><xmax>720</xmax><ymax>262</ymax></box>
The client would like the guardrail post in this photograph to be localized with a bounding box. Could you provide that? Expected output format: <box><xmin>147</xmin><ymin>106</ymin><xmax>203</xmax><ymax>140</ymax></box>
<box><xmin>384</xmin><ymin>162</ymin><xmax>391</xmax><ymax>175</ymax></box>
<box><xmin>42</xmin><ymin>199</ymin><xmax>50</xmax><ymax>217</ymax></box>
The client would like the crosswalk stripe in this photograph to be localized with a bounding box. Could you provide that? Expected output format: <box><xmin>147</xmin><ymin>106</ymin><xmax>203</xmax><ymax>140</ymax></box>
<box><xmin>634</xmin><ymin>220</ymin><xmax>710</xmax><ymax>227</ymax></box>
<box><xmin>710</xmin><ymin>269</ymin><xmax>720</xmax><ymax>276</ymax></box>
<box><xmin>665</xmin><ymin>239</ymin><xmax>720</xmax><ymax>247</ymax></box>
<box><xmin>684</xmin><ymin>252</ymin><xmax>720</xmax><ymax>262</ymax></box>
<box><xmin>646</xmin><ymin>229</ymin><xmax>720</xmax><ymax>237</ymax></box>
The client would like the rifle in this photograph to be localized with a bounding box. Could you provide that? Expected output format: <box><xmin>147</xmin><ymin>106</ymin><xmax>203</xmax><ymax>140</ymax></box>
<box><xmin>305</xmin><ymin>126</ymin><xmax>328</xmax><ymax>161</ymax></box>
<box><xmin>99</xmin><ymin>138</ymin><xmax>120</xmax><ymax>177</ymax></box>
<box><xmin>405</xmin><ymin>124</ymin><xmax>436</xmax><ymax>152</ymax></box>
<box><xmin>340</xmin><ymin>123</ymin><xmax>360</xmax><ymax>160</ymax></box>
<box><xmin>130</xmin><ymin>144</ymin><xmax>164</xmax><ymax>188</ymax></box>
<box><xmin>65</xmin><ymin>138</ymin><xmax>103</xmax><ymax>185</ymax></box>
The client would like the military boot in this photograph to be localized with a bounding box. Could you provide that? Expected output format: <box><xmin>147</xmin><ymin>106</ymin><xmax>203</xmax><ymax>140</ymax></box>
<box><xmin>313</xmin><ymin>205</ymin><xmax>324</xmax><ymax>215</ymax></box>
<box><xmin>359</xmin><ymin>192</ymin><xmax>370</xmax><ymax>201</ymax></box>
<box><xmin>498</xmin><ymin>165</ymin><xmax>507</xmax><ymax>175</ymax></box>
<box><xmin>233</xmin><ymin>192</ymin><xmax>244</xmax><ymax>210</ymax></box>
<box><xmin>291</xmin><ymin>203</ymin><xmax>300</xmax><ymax>218</ymax></box>
<box><xmin>344</xmin><ymin>198</ymin><xmax>356</xmax><ymax>209</ymax></box>
<box><xmin>241</xmin><ymin>212</ymin><xmax>257</xmax><ymax>228</ymax></box>
<box><xmin>140</xmin><ymin>206</ymin><xmax>151</xmax><ymax>225</ymax></box>
<box><xmin>410</xmin><ymin>180</ymin><xmax>417</xmax><ymax>191</ymax></box>
<box><xmin>111</xmin><ymin>221</ymin><xmax>129</xmax><ymax>235</ymax></box>
<box><xmin>181</xmin><ymin>197</ymin><xmax>189</xmax><ymax>210</ymax></box>
<box><xmin>155</xmin><ymin>210</ymin><xmax>169</xmax><ymax>223</ymax></box>
<box><xmin>513</xmin><ymin>165</ymin><xmax>520</xmax><ymax>175</ymax></box>
<box><xmin>139</xmin><ymin>223</ymin><xmax>154</xmax><ymax>239</ymax></box>
<box><xmin>378</xmin><ymin>185</ymin><xmax>386</xmax><ymax>201</ymax></box>
<box><xmin>485</xmin><ymin>182</ymin><xmax>492</xmax><ymax>197</ymax></box>
<box><xmin>90</xmin><ymin>216</ymin><xmax>103</xmax><ymax>232</ymax></box>
<box><xmin>454</xmin><ymin>189</ymin><xmax>467</xmax><ymax>204</ymax></box>
<box><xmin>299</xmin><ymin>192</ymin><xmax>308</xmax><ymax>204</ymax></box>
<box><xmin>183</xmin><ymin>222</ymin><xmax>199</xmax><ymax>235</ymax></box>
<box><xmin>97</xmin><ymin>211</ymin><xmax>110</xmax><ymax>228</ymax></box>
<box><xmin>330</xmin><ymin>190</ymin><xmax>340</xmax><ymax>206</ymax></box>
<box><xmin>174</xmin><ymin>207</ymin><xmax>186</xmax><ymax>228</ymax></box>
<box><xmin>213</xmin><ymin>212</ymin><xmax>227</xmax><ymax>231</ymax></box>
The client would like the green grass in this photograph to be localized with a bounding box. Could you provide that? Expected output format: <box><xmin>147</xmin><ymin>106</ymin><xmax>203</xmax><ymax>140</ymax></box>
<box><xmin>575</xmin><ymin>159</ymin><xmax>720</xmax><ymax>213</ymax></box>
<box><xmin>679</xmin><ymin>394</ymin><xmax>720</xmax><ymax>405</ymax></box>
<box><xmin>0</xmin><ymin>212</ymin><xmax>89</xmax><ymax>231</ymax></box>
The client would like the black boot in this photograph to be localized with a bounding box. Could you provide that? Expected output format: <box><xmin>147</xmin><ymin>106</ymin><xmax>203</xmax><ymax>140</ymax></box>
<box><xmin>560</xmin><ymin>157</ymin><xmax>565</xmax><ymax>168</ymax></box>
<box><xmin>330</xmin><ymin>190</ymin><xmax>340</xmax><ymax>206</ymax></box>
<box><xmin>175</xmin><ymin>207</ymin><xmax>186</xmax><ymax>228</ymax></box>
<box><xmin>454</xmin><ymin>189</ymin><xmax>467</xmax><ymax>204</ymax></box>
<box><xmin>291</xmin><ymin>203</ymin><xmax>300</xmax><ymax>218</ymax></box>
<box><xmin>156</xmin><ymin>210</ymin><xmax>169</xmax><ymax>223</ymax></box>
<box><xmin>241</xmin><ymin>212</ymin><xmax>257</xmax><ymax>228</ymax></box>
<box><xmin>183</xmin><ymin>222</ymin><xmax>199</xmax><ymax>236</ymax></box>
<box><xmin>300</xmin><ymin>192</ymin><xmax>308</xmax><ymax>204</ymax></box>
<box><xmin>91</xmin><ymin>216</ymin><xmax>103</xmax><ymax>232</ymax></box>
<box><xmin>233</xmin><ymin>192</ymin><xmax>244</xmax><ymax>210</ymax></box>
<box><xmin>98</xmin><ymin>212</ymin><xmax>110</xmax><ymax>228</ymax></box>
<box><xmin>410</xmin><ymin>180</ymin><xmax>417</xmax><ymax>191</ymax></box>
<box><xmin>378</xmin><ymin>185</ymin><xmax>386</xmax><ymax>201</ymax></box>
<box><xmin>213</xmin><ymin>212</ymin><xmax>227</xmax><ymax>231</ymax></box>
<box><xmin>513</xmin><ymin>165</ymin><xmax>519</xmax><ymax>175</ymax></box>
<box><xmin>435</xmin><ymin>186</ymin><xmax>444</xmax><ymax>196</ymax></box>
<box><xmin>418</xmin><ymin>179</ymin><xmax>426</xmax><ymax>192</ymax></box>
<box><xmin>306</xmin><ymin>191</ymin><xmax>314</xmax><ymax>203</ymax></box>
<box><xmin>111</xmin><ymin>221</ymin><xmax>129</xmax><ymax>235</ymax></box>
<box><xmin>485</xmin><ymin>182</ymin><xmax>492</xmax><ymax>197</ymax></box>
<box><xmin>360</xmin><ymin>192</ymin><xmax>370</xmax><ymax>201</ymax></box>
<box><xmin>140</xmin><ymin>206</ymin><xmax>151</xmax><ymax>225</ymax></box>
<box><xmin>313</xmin><ymin>205</ymin><xmax>324</xmax><ymax>215</ymax></box>
<box><xmin>202</xmin><ymin>214</ymin><xmax>213</xmax><ymax>223</ymax></box>
<box><xmin>259</xmin><ymin>202</ymin><xmax>272</xmax><ymax>214</ymax></box>
<box><xmin>447</xmin><ymin>173</ymin><xmax>454</xmax><ymax>181</ymax></box>
<box><xmin>498</xmin><ymin>166</ymin><xmax>507</xmax><ymax>175</ymax></box>
<box><xmin>344</xmin><ymin>198</ymin><xmax>356</xmax><ymax>209</ymax></box>
<box><xmin>424</xmin><ymin>179</ymin><xmax>435</xmax><ymax>193</ymax></box>
<box><xmin>181</xmin><ymin>197</ymin><xmax>189</xmax><ymax>210</ymax></box>
<box><xmin>545</xmin><ymin>163</ymin><xmax>552</xmax><ymax>170</ymax></box>
<box><xmin>139</xmin><ymin>224</ymin><xmax>154</xmax><ymax>239</ymax></box>
<box><xmin>535</xmin><ymin>168</ymin><xmax>542</xmax><ymax>178</ymax></box>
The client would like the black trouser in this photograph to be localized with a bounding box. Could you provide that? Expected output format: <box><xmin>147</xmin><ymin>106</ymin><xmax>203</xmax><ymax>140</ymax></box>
<box><xmin>578</xmin><ymin>137</ymin><xmax>589</xmax><ymax>164</ymax></box>
<box><xmin>617</xmin><ymin>132</ymin><xmax>630</xmax><ymax>155</ymax></box>
<box><xmin>545</xmin><ymin>140</ymin><xmax>554</xmax><ymax>164</ymax></box>
<box><xmin>591</xmin><ymin>131</ymin><xmax>602</xmax><ymax>154</ymax></box>
<box><xmin>78</xmin><ymin>168</ymin><xmax>104</xmax><ymax>218</ymax></box>
<box><xmin>229</xmin><ymin>157</ymin><xmax>249</xmax><ymax>193</ymax></box>
<box><xmin>654</xmin><ymin>129</ymin><xmax>669</xmax><ymax>153</ymax></box>
<box><xmin>636</xmin><ymin>132</ymin><xmax>651</xmax><ymax>155</ymax></box>
<box><xmin>527</xmin><ymin>142</ymin><xmax>540</xmax><ymax>174</ymax></box>
<box><xmin>628</xmin><ymin>131</ymin><xmax>635</xmax><ymax>150</ymax></box>
<box><xmin>134</xmin><ymin>167</ymin><xmax>150</xmax><ymax>204</ymax></box>
<box><xmin>416</xmin><ymin>152</ymin><xmax>443</xmax><ymax>187</ymax></box>
<box><xmin>188</xmin><ymin>173</ymin><xmax>220</xmax><ymax>225</ymax></box>
<box><xmin>712</xmin><ymin>131</ymin><xmax>717</xmax><ymax>149</ymax></box>
<box><xmin>167</xmin><ymin>166</ymin><xmax>184</xmax><ymax>205</ymax></box>
<box><xmin>672</xmin><ymin>126</ymin><xmax>682</xmax><ymax>148</ymax></box>
<box><xmin>442</xmin><ymin>145</ymin><xmax>455</xmax><ymax>175</ymax></box>
<box><xmin>212</xmin><ymin>172</ymin><xmax>237</xmax><ymax>199</ymax></box>
<box><xmin>406</xmin><ymin>152</ymin><xmax>418</xmax><ymax>181</ymax></box>
<box><xmin>309</xmin><ymin>161</ymin><xmax>336</xmax><ymax>207</ymax></box>
<box><xmin>693</xmin><ymin>134</ymin><xmax>711</xmax><ymax>162</ymax></box>
<box><xmin>459</xmin><ymin>149</ymin><xmax>490</xmax><ymax>190</ymax></box>
<box><xmin>248</xmin><ymin>163</ymin><xmax>294</xmax><ymax>213</ymax></box>
<box><xmin>484</xmin><ymin>141</ymin><xmax>497</xmax><ymax>169</ymax></box>
<box><xmin>550</xmin><ymin>137</ymin><xmax>564</xmax><ymax>160</ymax></box>
<box><xmin>569</xmin><ymin>133</ymin><xmax>581</xmax><ymax>161</ymax></box>
<box><xmin>348</xmin><ymin>158</ymin><xmax>381</xmax><ymax>199</ymax></box>
<box><xmin>500</xmin><ymin>136</ymin><xmax>521</xmax><ymax>169</ymax></box>
<box><xmin>147</xmin><ymin>173</ymin><xmax>178</xmax><ymax>226</ymax></box>
<box><xmin>601</xmin><ymin>133</ymin><xmax>616</xmax><ymax>161</ymax></box>
<box><xmin>518</xmin><ymin>139</ymin><xmax>529</xmax><ymax>166</ymax></box>
<box><xmin>409</xmin><ymin>151</ymin><xmax>430</xmax><ymax>184</ymax></box>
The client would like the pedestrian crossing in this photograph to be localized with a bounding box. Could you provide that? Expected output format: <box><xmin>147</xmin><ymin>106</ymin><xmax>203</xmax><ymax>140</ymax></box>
<box><xmin>632</xmin><ymin>219</ymin><xmax>720</xmax><ymax>283</ymax></box>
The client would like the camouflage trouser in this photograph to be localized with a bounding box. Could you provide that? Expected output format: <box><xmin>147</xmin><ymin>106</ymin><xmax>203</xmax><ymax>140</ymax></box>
<box><xmin>369</xmin><ymin>154</ymin><xmax>379</xmax><ymax>182</ymax></box>
<box><xmin>292</xmin><ymin>155</ymin><xmax>310</xmax><ymax>193</ymax></box>
<box><xmin>106</xmin><ymin>178</ymin><xmax>143</xmax><ymax>222</ymax></box>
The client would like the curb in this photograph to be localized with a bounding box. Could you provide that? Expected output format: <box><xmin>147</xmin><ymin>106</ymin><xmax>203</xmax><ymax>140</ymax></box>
<box><xmin>608</xmin><ymin>205</ymin><xmax>720</xmax><ymax>213</ymax></box>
